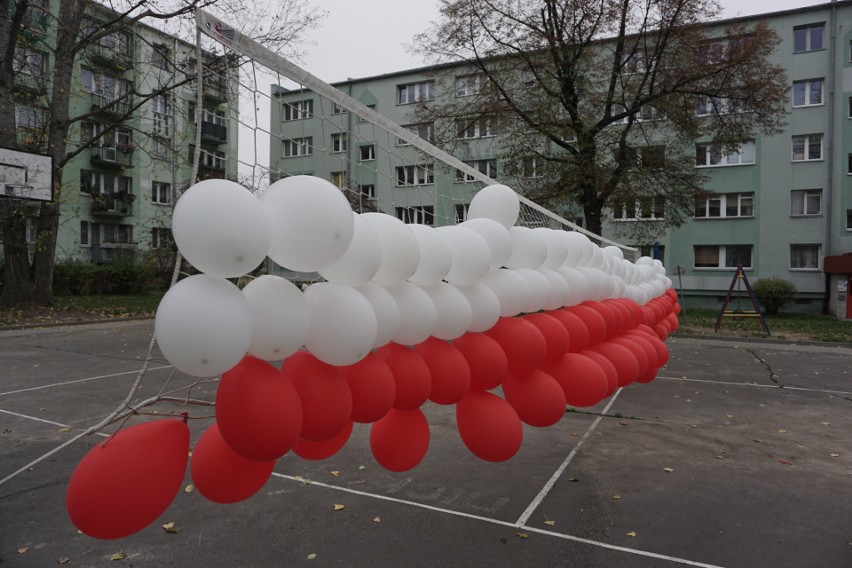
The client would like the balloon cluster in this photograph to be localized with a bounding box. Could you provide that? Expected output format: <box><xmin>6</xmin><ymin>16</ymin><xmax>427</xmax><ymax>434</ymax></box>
<box><xmin>66</xmin><ymin>176</ymin><xmax>682</xmax><ymax>540</ymax></box>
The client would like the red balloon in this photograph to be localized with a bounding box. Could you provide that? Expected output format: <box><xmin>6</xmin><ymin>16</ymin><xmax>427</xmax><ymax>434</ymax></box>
<box><xmin>282</xmin><ymin>352</ymin><xmax>352</xmax><ymax>442</ymax></box>
<box><xmin>654</xmin><ymin>322</ymin><xmax>670</xmax><ymax>340</ymax></box>
<box><xmin>375</xmin><ymin>343</ymin><xmax>432</xmax><ymax>410</ymax></box>
<box><xmin>607</xmin><ymin>299</ymin><xmax>633</xmax><ymax>332</ymax></box>
<box><xmin>522</xmin><ymin>313</ymin><xmax>570</xmax><ymax>364</ymax></box>
<box><xmin>216</xmin><ymin>355</ymin><xmax>303</xmax><ymax>461</ymax></box>
<box><xmin>483</xmin><ymin>317</ymin><xmax>547</xmax><ymax>375</ymax></box>
<box><xmin>339</xmin><ymin>353</ymin><xmax>396</xmax><ymax>423</ymax></box>
<box><xmin>566</xmin><ymin>305</ymin><xmax>607</xmax><ymax>346</ymax></box>
<box><xmin>414</xmin><ymin>337</ymin><xmax>471</xmax><ymax>405</ymax></box>
<box><xmin>636</xmin><ymin>367</ymin><xmax>658</xmax><ymax>384</ymax></box>
<box><xmin>582</xmin><ymin>349</ymin><xmax>620</xmax><ymax>397</ymax></box>
<box><xmin>620</xmin><ymin>333</ymin><xmax>658</xmax><ymax>372</ymax></box>
<box><xmin>583</xmin><ymin>301</ymin><xmax>619</xmax><ymax>338</ymax></box>
<box><xmin>622</xmin><ymin>298</ymin><xmax>644</xmax><ymax>329</ymax></box>
<box><xmin>191</xmin><ymin>423</ymin><xmax>274</xmax><ymax>504</ymax></box>
<box><xmin>544</xmin><ymin>353</ymin><xmax>608</xmax><ymax>407</ymax></box>
<box><xmin>630</xmin><ymin>328</ymin><xmax>670</xmax><ymax>368</ymax></box>
<box><xmin>651</xmin><ymin>299</ymin><xmax>668</xmax><ymax>323</ymax></box>
<box><xmin>292</xmin><ymin>421</ymin><xmax>354</xmax><ymax>460</ymax></box>
<box><xmin>667</xmin><ymin>313</ymin><xmax>680</xmax><ymax>332</ymax></box>
<box><xmin>67</xmin><ymin>419</ymin><xmax>189</xmax><ymax>539</ymax></box>
<box><xmin>641</xmin><ymin>305</ymin><xmax>656</xmax><ymax>327</ymax></box>
<box><xmin>503</xmin><ymin>370</ymin><xmax>566</xmax><ymax>427</ymax></box>
<box><xmin>610</xmin><ymin>336</ymin><xmax>650</xmax><ymax>378</ymax></box>
<box><xmin>456</xmin><ymin>390</ymin><xmax>523</xmax><ymax>462</ymax></box>
<box><xmin>370</xmin><ymin>408</ymin><xmax>429</xmax><ymax>472</ymax></box>
<box><xmin>673</xmin><ymin>302</ymin><xmax>682</xmax><ymax>316</ymax></box>
<box><xmin>452</xmin><ymin>332</ymin><xmax>508</xmax><ymax>390</ymax></box>
<box><xmin>588</xmin><ymin>341</ymin><xmax>640</xmax><ymax>387</ymax></box>
<box><xmin>549</xmin><ymin>309</ymin><xmax>589</xmax><ymax>353</ymax></box>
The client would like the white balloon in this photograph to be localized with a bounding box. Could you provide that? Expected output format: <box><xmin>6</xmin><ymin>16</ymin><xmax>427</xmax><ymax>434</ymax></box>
<box><xmin>407</xmin><ymin>224</ymin><xmax>453</xmax><ymax>286</ymax></box>
<box><xmin>385</xmin><ymin>282</ymin><xmax>437</xmax><ymax>346</ymax></box>
<box><xmin>563</xmin><ymin>231</ymin><xmax>594</xmax><ymax>267</ymax></box>
<box><xmin>504</xmin><ymin>226</ymin><xmax>547</xmax><ymax>269</ymax></box>
<box><xmin>456</xmin><ymin>283</ymin><xmax>501</xmax><ymax>332</ymax></box>
<box><xmin>303</xmin><ymin>283</ymin><xmax>377</xmax><ymax>366</ymax></box>
<box><xmin>557</xmin><ymin>267</ymin><xmax>589</xmax><ymax>307</ymax></box>
<box><xmin>423</xmin><ymin>282</ymin><xmax>473</xmax><ymax>340</ymax></box>
<box><xmin>515</xmin><ymin>268</ymin><xmax>552</xmax><ymax>313</ymax></box>
<box><xmin>172</xmin><ymin>179</ymin><xmax>271</xmax><ymax>278</ymax></box>
<box><xmin>242</xmin><ymin>275</ymin><xmax>309</xmax><ymax>361</ymax></box>
<box><xmin>575</xmin><ymin>267</ymin><xmax>602</xmax><ymax>301</ymax></box>
<box><xmin>540</xmin><ymin>268</ymin><xmax>570</xmax><ymax>310</ymax></box>
<box><xmin>262</xmin><ymin>175</ymin><xmax>354</xmax><ymax>272</ymax></box>
<box><xmin>467</xmin><ymin>184</ymin><xmax>520</xmax><ymax>229</ymax></box>
<box><xmin>154</xmin><ymin>275</ymin><xmax>252</xmax><ymax>377</ymax></box>
<box><xmin>459</xmin><ymin>218</ymin><xmax>513</xmax><ymax>269</ymax></box>
<box><xmin>318</xmin><ymin>213</ymin><xmax>381</xmax><ymax>285</ymax></box>
<box><xmin>636</xmin><ymin>256</ymin><xmax>655</xmax><ymax>267</ymax></box>
<box><xmin>356</xmin><ymin>281</ymin><xmax>401</xmax><ymax>349</ymax></box>
<box><xmin>536</xmin><ymin>228</ymin><xmax>569</xmax><ymax>269</ymax></box>
<box><xmin>611</xmin><ymin>275</ymin><xmax>626</xmax><ymax>299</ymax></box>
<box><xmin>480</xmin><ymin>268</ymin><xmax>532</xmax><ymax>317</ymax></box>
<box><xmin>602</xmin><ymin>245</ymin><xmax>625</xmax><ymax>261</ymax></box>
<box><xmin>362</xmin><ymin>213</ymin><xmax>421</xmax><ymax>285</ymax></box>
<box><xmin>435</xmin><ymin>226</ymin><xmax>492</xmax><ymax>285</ymax></box>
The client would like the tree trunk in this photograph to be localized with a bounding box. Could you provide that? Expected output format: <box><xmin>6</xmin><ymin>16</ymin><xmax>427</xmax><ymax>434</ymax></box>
<box><xmin>0</xmin><ymin>207</ymin><xmax>34</xmax><ymax>307</ymax></box>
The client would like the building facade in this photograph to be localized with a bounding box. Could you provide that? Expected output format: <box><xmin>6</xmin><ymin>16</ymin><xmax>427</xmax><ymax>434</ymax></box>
<box><xmin>269</xmin><ymin>3</ymin><xmax>852</xmax><ymax>318</ymax></box>
<box><xmin>9</xmin><ymin>0</ymin><xmax>238</xmax><ymax>265</ymax></box>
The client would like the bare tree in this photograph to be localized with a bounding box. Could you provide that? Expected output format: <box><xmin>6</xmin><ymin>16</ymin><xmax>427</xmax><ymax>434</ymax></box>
<box><xmin>0</xmin><ymin>0</ymin><xmax>323</xmax><ymax>307</ymax></box>
<box><xmin>413</xmin><ymin>0</ymin><xmax>788</xmax><ymax>237</ymax></box>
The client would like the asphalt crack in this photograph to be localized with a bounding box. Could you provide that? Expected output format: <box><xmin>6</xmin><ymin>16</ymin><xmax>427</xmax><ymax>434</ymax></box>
<box><xmin>736</xmin><ymin>346</ymin><xmax>780</xmax><ymax>386</ymax></box>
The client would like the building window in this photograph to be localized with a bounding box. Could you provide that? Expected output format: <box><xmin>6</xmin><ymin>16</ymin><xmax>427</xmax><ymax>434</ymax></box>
<box><xmin>522</xmin><ymin>156</ymin><xmax>544</xmax><ymax>178</ymax></box>
<box><xmin>100</xmin><ymin>223</ymin><xmax>133</xmax><ymax>244</ymax></box>
<box><xmin>695</xmin><ymin>141</ymin><xmax>755</xmax><ymax>167</ymax></box>
<box><xmin>396</xmin><ymin>205</ymin><xmax>435</xmax><ymax>225</ymax></box>
<box><xmin>846</xmin><ymin>209</ymin><xmax>852</xmax><ymax>230</ymax></box>
<box><xmin>359</xmin><ymin>184</ymin><xmax>375</xmax><ymax>199</ymax></box>
<box><xmin>396</xmin><ymin>164</ymin><xmax>434</xmax><ymax>186</ymax></box>
<box><xmin>456</xmin><ymin>116</ymin><xmax>494</xmax><ymax>139</ymax></box>
<box><xmin>694</xmin><ymin>245</ymin><xmax>752</xmax><ymax>269</ymax></box>
<box><xmin>151</xmin><ymin>44</ymin><xmax>169</xmax><ymax>70</ymax></box>
<box><xmin>359</xmin><ymin>104</ymin><xmax>376</xmax><ymax>122</ymax></box>
<box><xmin>792</xmin><ymin>79</ymin><xmax>823</xmax><ymax>107</ymax></box>
<box><xmin>283</xmin><ymin>137</ymin><xmax>312</xmax><ymax>157</ymax></box>
<box><xmin>695</xmin><ymin>94</ymin><xmax>749</xmax><ymax>116</ymax></box>
<box><xmin>793</xmin><ymin>23</ymin><xmax>824</xmax><ymax>53</ymax></box>
<box><xmin>152</xmin><ymin>181</ymin><xmax>170</xmax><ymax>204</ymax></box>
<box><xmin>792</xmin><ymin>134</ymin><xmax>823</xmax><ymax>161</ymax></box>
<box><xmin>398</xmin><ymin>123</ymin><xmax>434</xmax><ymax>146</ymax></box>
<box><xmin>283</xmin><ymin>99</ymin><xmax>313</xmax><ymax>121</ymax></box>
<box><xmin>152</xmin><ymin>227</ymin><xmax>173</xmax><ymax>249</ymax></box>
<box><xmin>790</xmin><ymin>189</ymin><xmax>822</xmax><ymax>216</ymax></box>
<box><xmin>790</xmin><ymin>244</ymin><xmax>820</xmax><ymax>270</ymax></box>
<box><xmin>637</xmin><ymin>244</ymin><xmax>665</xmax><ymax>264</ymax></box>
<box><xmin>456</xmin><ymin>74</ymin><xmax>486</xmax><ymax>97</ymax></box>
<box><xmin>79</xmin><ymin>170</ymin><xmax>132</xmax><ymax>195</ymax></box>
<box><xmin>332</xmin><ymin>102</ymin><xmax>346</xmax><ymax>115</ymax></box>
<box><xmin>152</xmin><ymin>137</ymin><xmax>170</xmax><ymax>160</ymax></box>
<box><xmin>331</xmin><ymin>171</ymin><xmax>347</xmax><ymax>188</ymax></box>
<box><xmin>80</xmin><ymin>221</ymin><xmax>91</xmax><ymax>246</ymax></box>
<box><xmin>359</xmin><ymin>145</ymin><xmax>375</xmax><ymax>162</ymax></box>
<box><xmin>695</xmin><ymin>192</ymin><xmax>754</xmax><ymax>218</ymax></box>
<box><xmin>457</xmin><ymin>159</ymin><xmax>497</xmax><ymax>182</ymax></box>
<box><xmin>848</xmin><ymin>97</ymin><xmax>852</xmax><ymax>118</ymax></box>
<box><xmin>455</xmin><ymin>203</ymin><xmax>469</xmax><ymax>223</ymax></box>
<box><xmin>397</xmin><ymin>81</ymin><xmax>434</xmax><ymax>105</ymax></box>
<box><xmin>612</xmin><ymin>196</ymin><xmax>666</xmax><ymax>221</ymax></box>
<box><xmin>13</xmin><ymin>46</ymin><xmax>46</xmax><ymax>77</ymax></box>
<box><xmin>331</xmin><ymin>132</ymin><xmax>347</xmax><ymax>153</ymax></box>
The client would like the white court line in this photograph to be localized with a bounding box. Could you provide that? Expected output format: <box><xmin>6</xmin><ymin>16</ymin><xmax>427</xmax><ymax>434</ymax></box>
<box><xmin>657</xmin><ymin>375</ymin><xmax>852</xmax><ymax>396</ymax></box>
<box><xmin>0</xmin><ymin>365</ymin><xmax>173</xmax><ymax>398</ymax></box>
<box><xmin>270</xmin><ymin>471</ymin><xmax>725</xmax><ymax>568</ymax></box>
<box><xmin>515</xmin><ymin>388</ymin><xmax>623</xmax><ymax>527</ymax></box>
<box><xmin>0</xmin><ymin>407</ymin><xmax>109</xmax><ymax>437</ymax></box>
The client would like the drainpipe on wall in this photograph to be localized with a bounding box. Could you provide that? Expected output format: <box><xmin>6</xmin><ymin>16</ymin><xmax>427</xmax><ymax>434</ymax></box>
<box><xmin>824</xmin><ymin>0</ymin><xmax>838</xmax><ymax>314</ymax></box>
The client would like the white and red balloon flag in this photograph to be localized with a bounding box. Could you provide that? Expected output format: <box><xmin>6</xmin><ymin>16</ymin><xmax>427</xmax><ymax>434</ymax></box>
<box><xmin>67</xmin><ymin>177</ymin><xmax>680</xmax><ymax>539</ymax></box>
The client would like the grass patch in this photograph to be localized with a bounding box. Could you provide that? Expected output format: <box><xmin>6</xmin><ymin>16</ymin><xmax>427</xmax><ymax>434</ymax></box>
<box><xmin>0</xmin><ymin>292</ymin><xmax>164</xmax><ymax>328</ymax></box>
<box><xmin>676</xmin><ymin>308</ymin><xmax>852</xmax><ymax>343</ymax></box>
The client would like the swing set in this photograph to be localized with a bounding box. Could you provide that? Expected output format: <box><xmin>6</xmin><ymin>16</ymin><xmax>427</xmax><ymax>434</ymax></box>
<box><xmin>714</xmin><ymin>264</ymin><xmax>770</xmax><ymax>335</ymax></box>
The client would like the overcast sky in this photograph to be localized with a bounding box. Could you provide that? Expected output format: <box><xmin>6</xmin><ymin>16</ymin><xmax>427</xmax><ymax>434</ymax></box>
<box><xmin>294</xmin><ymin>0</ymin><xmax>829</xmax><ymax>84</ymax></box>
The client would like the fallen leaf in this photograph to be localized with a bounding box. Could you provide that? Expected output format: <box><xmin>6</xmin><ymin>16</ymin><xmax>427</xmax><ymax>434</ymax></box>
<box><xmin>821</xmin><ymin>422</ymin><xmax>830</xmax><ymax>426</ymax></box>
<box><xmin>330</xmin><ymin>470</ymin><xmax>340</xmax><ymax>477</ymax></box>
<box><xmin>58</xmin><ymin>557</ymin><xmax>71</xmax><ymax>564</ymax></box>
<box><xmin>59</xmin><ymin>427</ymin><xmax>70</xmax><ymax>433</ymax></box>
<box><xmin>17</xmin><ymin>547</ymin><xmax>30</xmax><ymax>554</ymax></box>
<box><xmin>778</xmin><ymin>429</ymin><xmax>787</xmax><ymax>433</ymax></box>
<box><xmin>612</xmin><ymin>494</ymin><xmax>622</xmax><ymax>500</ymax></box>
<box><xmin>690</xmin><ymin>425</ymin><xmax>699</xmax><ymax>429</ymax></box>
<box><xmin>333</xmin><ymin>503</ymin><xmax>345</xmax><ymax>511</ymax></box>
<box><xmin>544</xmin><ymin>520</ymin><xmax>556</xmax><ymax>526</ymax></box>
<box><xmin>716</xmin><ymin>455</ymin><xmax>724</xmax><ymax>459</ymax></box>
<box><xmin>162</xmin><ymin>522</ymin><xmax>179</xmax><ymax>533</ymax></box>
<box><xmin>111</xmin><ymin>551</ymin><xmax>127</xmax><ymax>561</ymax></box>
<box><xmin>568</xmin><ymin>477</ymin><xmax>579</xmax><ymax>482</ymax></box>
<box><xmin>358</xmin><ymin>465</ymin><xmax>366</xmax><ymax>470</ymax></box>
<box><xmin>516</xmin><ymin>533</ymin><xmax>528</xmax><ymax>539</ymax></box>
<box><xmin>829</xmin><ymin>453</ymin><xmax>839</xmax><ymax>457</ymax></box>
<box><xmin>726</xmin><ymin>414</ymin><xmax>734</xmax><ymax>419</ymax></box>
<box><xmin>184</xmin><ymin>484</ymin><xmax>194</xmax><ymax>493</ymax></box>
<box><xmin>307</xmin><ymin>553</ymin><xmax>317</xmax><ymax>560</ymax></box>
<box><xmin>779</xmin><ymin>459</ymin><xmax>792</xmax><ymax>465</ymax></box>
<box><xmin>754</xmin><ymin>439</ymin><xmax>765</xmax><ymax>444</ymax></box>
<box><xmin>619</xmin><ymin>421</ymin><xmax>628</xmax><ymax>426</ymax></box>
<box><xmin>627</xmin><ymin>531</ymin><xmax>637</xmax><ymax>537</ymax></box>
<box><xmin>373</xmin><ymin>516</ymin><xmax>381</xmax><ymax>523</ymax></box>
<box><xmin>663</xmin><ymin>467</ymin><xmax>674</xmax><ymax>473</ymax></box>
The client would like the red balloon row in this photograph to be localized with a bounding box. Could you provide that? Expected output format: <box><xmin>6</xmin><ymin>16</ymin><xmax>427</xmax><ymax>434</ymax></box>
<box><xmin>67</xmin><ymin>293</ymin><xmax>681</xmax><ymax>540</ymax></box>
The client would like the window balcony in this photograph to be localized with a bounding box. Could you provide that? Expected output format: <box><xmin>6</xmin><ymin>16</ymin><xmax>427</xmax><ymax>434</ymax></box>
<box><xmin>86</xmin><ymin>43</ymin><xmax>132</xmax><ymax>72</ymax></box>
<box><xmin>90</xmin><ymin>144</ymin><xmax>133</xmax><ymax>168</ymax></box>
<box><xmin>14</xmin><ymin>72</ymin><xmax>48</xmax><ymax>96</ymax></box>
<box><xmin>90</xmin><ymin>93</ymin><xmax>132</xmax><ymax>119</ymax></box>
<box><xmin>200</xmin><ymin>120</ymin><xmax>228</xmax><ymax>144</ymax></box>
<box><xmin>90</xmin><ymin>192</ymin><xmax>135</xmax><ymax>217</ymax></box>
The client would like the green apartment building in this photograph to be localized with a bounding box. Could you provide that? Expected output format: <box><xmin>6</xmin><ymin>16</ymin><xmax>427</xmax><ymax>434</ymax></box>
<box><xmin>269</xmin><ymin>2</ymin><xmax>852</xmax><ymax>319</ymax></box>
<box><xmin>8</xmin><ymin>0</ymin><xmax>238</xmax><ymax>265</ymax></box>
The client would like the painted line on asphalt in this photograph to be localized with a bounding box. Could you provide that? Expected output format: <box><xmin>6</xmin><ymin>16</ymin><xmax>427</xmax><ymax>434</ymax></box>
<box><xmin>657</xmin><ymin>375</ymin><xmax>852</xmax><ymax>396</ymax></box>
<box><xmin>270</xmin><ymin>471</ymin><xmax>725</xmax><ymax>568</ymax></box>
<box><xmin>0</xmin><ymin>365</ymin><xmax>173</xmax><ymax>398</ymax></box>
<box><xmin>515</xmin><ymin>388</ymin><xmax>623</xmax><ymax>527</ymax></box>
<box><xmin>0</xmin><ymin>407</ymin><xmax>109</xmax><ymax>437</ymax></box>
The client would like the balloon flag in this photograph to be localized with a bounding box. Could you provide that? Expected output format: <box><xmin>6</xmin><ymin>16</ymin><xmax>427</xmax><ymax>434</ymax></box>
<box><xmin>549</xmin><ymin>309</ymin><xmax>590</xmax><ymax>353</ymax></box>
<box><xmin>339</xmin><ymin>353</ymin><xmax>396</xmax><ymax>423</ymax></box>
<box><xmin>292</xmin><ymin>421</ymin><xmax>354</xmax><ymax>460</ymax></box>
<box><xmin>588</xmin><ymin>341</ymin><xmax>640</xmax><ymax>387</ymax></box>
<box><xmin>544</xmin><ymin>353</ymin><xmax>608</xmax><ymax>408</ymax></box>
<box><xmin>483</xmin><ymin>317</ymin><xmax>547</xmax><ymax>375</ymax></box>
<box><xmin>568</xmin><ymin>304</ymin><xmax>608</xmax><ymax>346</ymax></box>
<box><xmin>581</xmin><ymin>349</ymin><xmax>620</xmax><ymax>398</ymax></box>
<box><xmin>619</xmin><ymin>334</ymin><xmax>658</xmax><ymax>375</ymax></box>
<box><xmin>583</xmin><ymin>301</ymin><xmax>620</xmax><ymax>339</ymax></box>
<box><xmin>502</xmin><ymin>370</ymin><xmax>567</xmax><ymax>427</ymax></box>
<box><xmin>375</xmin><ymin>343</ymin><xmax>432</xmax><ymax>410</ymax></box>
<box><xmin>216</xmin><ymin>355</ymin><xmax>303</xmax><ymax>461</ymax></box>
<box><xmin>610</xmin><ymin>336</ymin><xmax>650</xmax><ymax>378</ymax></box>
<box><xmin>370</xmin><ymin>408</ymin><xmax>430</xmax><ymax>472</ymax></box>
<box><xmin>522</xmin><ymin>313</ymin><xmax>570</xmax><ymax>365</ymax></box>
<box><xmin>452</xmin><ymin>332</ymin><xmax>509</xmax><ymax>391</ymax></box>
<box><xmin>456</xmin><ymin>390</ymin><xmax>523</xmax><ymax>462</ymax></box>
<box><xmin>413</xmin><ymin>337</ymin><xmax>471</xmax><ymax>405</ymax></box>
<box><xmin>634</xmin><ymin>327</ymin><xmax>670</xmax><ymax>368</ymax></box>
<box><xmin>191</xmin><ymin>423</ymin><xmax>274</xmax><ymax>504</ymax></box>
<box><xmin>67</xmin><ymin>419</ymin><xmax>189</xmax><ymax>539</ymax></box>
<box><xmin>282</xmin><ymin>352</ymin><xmax>352</xmax><ymax>442</ymax></box>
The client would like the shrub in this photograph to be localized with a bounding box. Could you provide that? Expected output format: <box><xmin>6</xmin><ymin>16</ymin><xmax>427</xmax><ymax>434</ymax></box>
<box><xmin>54</xmin><ymin>260</ymin><xmax>97</xmax><ymax>295</ymax></box>
<box><xmin>752</xmin><ymin>277</ymin><xmax>797</xmax><ymax>315</ymax></box>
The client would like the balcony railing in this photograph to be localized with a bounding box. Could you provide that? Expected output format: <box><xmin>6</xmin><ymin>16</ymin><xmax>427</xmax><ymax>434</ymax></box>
<box><xmin>90</xmin><ymin>192</ymin><xmax>134</xmax><ymax>217</ymax></box>
<box><xmin>86</xmin><ymin>43</ymin><xmax>131</xmax><ymax>71</ymax></box>
<box><xmin>90</xmin><ymin>93</ymin><xmax>132</xmax><ymax>118</ymax></box>
<box><xmin>90</xmin><ymin>145</ymin><xmax>133</xmax><ymax>168</ymax></box>
<box><xmin>14</xmin><ymin>72</ymin><xmax>48</xmax><ymax>95</ymax></box>
<box><xmin>200</xmin><ymin>120</ymin><xmax>227</xmax><ymax>143</ymax></box>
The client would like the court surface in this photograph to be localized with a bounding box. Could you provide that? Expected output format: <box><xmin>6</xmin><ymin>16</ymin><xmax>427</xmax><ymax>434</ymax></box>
<box><xmin>1</xmin><ymin>320</ymin><xmax>850</xmax><ymax>567</ymax></box>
